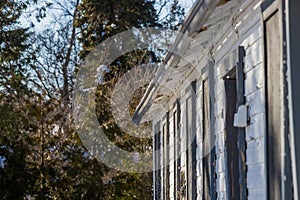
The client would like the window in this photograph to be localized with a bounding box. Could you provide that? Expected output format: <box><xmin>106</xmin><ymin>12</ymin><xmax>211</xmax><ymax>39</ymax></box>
<box><xmin>154</xmin><ymin>122</ymin><xmax>161</xmax><ymax>200</ymax></box>
<box><xmin>173</xmin><ymin>100</ymin><xmax>181</xmax><ymax>200</ymax></box>
<box><xmin>162</xmin><ymin>114</ymin><xmax>170</xmax><ymax>200</ymax></box>
<box><xmin>202</xmin><ymin>79</ymin><xmax>211</xmax><ymax>200</ymax></box>
<box><xmin>202</xmin><ymin>70</ymin><xmax>217</xmax><ymax>200</ymax></box>
<box><xmin>186</xmin><ymin>82</ymin><xmax>197</xmax><ymax>200</ymax></box>
<box><xmin>264</xmin><ymin>11</ymin><xmax>292</xmax><ymax>199</ymax></box>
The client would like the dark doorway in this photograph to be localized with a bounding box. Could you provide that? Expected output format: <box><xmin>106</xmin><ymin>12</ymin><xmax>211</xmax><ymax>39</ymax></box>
<box><xmin>224</xmin><ymin>71</ymin><xmax>240</xmax><ymax>200</ymax></box>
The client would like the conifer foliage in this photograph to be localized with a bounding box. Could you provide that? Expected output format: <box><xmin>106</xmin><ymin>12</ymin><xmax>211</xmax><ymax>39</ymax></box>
<box><xmin>0</xmin><ymin>0</ymin><xmax>185</xmax><ymax>199</ymax></box>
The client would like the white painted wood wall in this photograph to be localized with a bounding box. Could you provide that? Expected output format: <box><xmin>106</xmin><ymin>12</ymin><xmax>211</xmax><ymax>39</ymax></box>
<box><xmin>152</xmin><ymin>0</ymin><xmax>269</xmax><ymax>199</ymax></box>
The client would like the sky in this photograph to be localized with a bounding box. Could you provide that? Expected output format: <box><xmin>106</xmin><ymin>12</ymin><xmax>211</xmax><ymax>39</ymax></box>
<box><xmin>20</xmin><ymin>0</ymin><xmax>196</xmax><ymax>32</ymax></box>
<box><xmin>157</xmin><ymin>0</ymin><xmax>195</xmax><ymax>22</ymax></box>
<box><xmin>179</xmin><ymin>0</ymin><xmax>195</xmax><ymax>13</ymax></box>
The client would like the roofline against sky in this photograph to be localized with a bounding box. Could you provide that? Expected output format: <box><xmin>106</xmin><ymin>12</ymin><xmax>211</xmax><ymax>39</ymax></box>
<box><xmin>132</xmin><ymin>0</ymin><xmax>222</xmax><ymax>125</ymax></box>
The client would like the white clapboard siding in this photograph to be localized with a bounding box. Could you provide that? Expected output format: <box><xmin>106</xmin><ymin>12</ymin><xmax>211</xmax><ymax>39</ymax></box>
<box><xmin>242</xmin><ymin>17</ymin><xmax>267</xmax><ymax>200</ymax></box>
<box><xmin>213</xmin><ymin>0</ymin><xmax>262</xmax><ymax>63</ymax></box>
<box><xmin>149</xmin><ymin>0</ymin><xmax>273</xmax><ymax>199</ymax></box>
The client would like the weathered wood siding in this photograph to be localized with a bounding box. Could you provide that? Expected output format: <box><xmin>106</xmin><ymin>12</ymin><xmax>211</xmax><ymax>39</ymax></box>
<box><xmin>151</xmin><ymin>0</ymin><xmax>285</xmax><ymax>199</ymax></box>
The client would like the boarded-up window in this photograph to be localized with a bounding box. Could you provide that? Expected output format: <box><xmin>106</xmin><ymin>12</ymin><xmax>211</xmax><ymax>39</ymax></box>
<box><xmin>154</xmin><ymin>122</ymin><xmax>161</xmax><ymax>200</ymax></box>
<box><xmin>202</xmin><ymin>63</ymin><xmax>217</xmax><ymax>199</ymax></box>
<box><xmin>186</xmin><ymin>82</ymin><xmax>197</xmax><ymax>200</ymax></box>
<box><xmin>203</xmin><ymin>80</ymin><xmax>211</xmax><ymax>200</ymax></box>
<box><xmin>163</xmin><ymin>114</ymin><xmax>170</xmax><ymax>200</ymax></box>
<box><xmin>186</xmin><ymin>97</ymin><xmax>192</xmax><ymax>199</ymax></box>
<box><xmin>265</xmin><ymin>11</ymin><xmax>282</xmax><ymax>200</ymax></box>
<box><xmin>173</xmin><ymin>100</ymin><xmax>181</xmax><ymax>200</ymax></box>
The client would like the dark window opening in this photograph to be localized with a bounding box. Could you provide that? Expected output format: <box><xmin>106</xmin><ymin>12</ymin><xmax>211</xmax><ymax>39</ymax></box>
<box><xmin>163</xmin><ymin>114</ymin><xmax>170</xmax><ymax>200</ymax></box>
<box><xmin>154</xmin><ymin>122</ymin><xmax>161</xmax><ymax>200</ymax></box>
<box><xmin>173</xmin><ymin>99</ymin><xmax>182</xmax><ymax>200</ymax></box>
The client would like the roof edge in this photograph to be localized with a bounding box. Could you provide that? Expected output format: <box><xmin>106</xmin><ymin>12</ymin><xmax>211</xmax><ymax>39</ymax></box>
<box><xmin>132</xmin><ymin>0</ymin><xmax>222</xmax><ymax>125</ymax></box>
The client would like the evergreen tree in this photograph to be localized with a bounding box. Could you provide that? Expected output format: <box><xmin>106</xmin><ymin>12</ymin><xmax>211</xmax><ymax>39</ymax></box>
<box><xmin>0</xmin><ymin>0</ymin><xmax>186</xmax><ymax>198</ymax></box>
<box><xmin>75</xmin><ymin>0</ymin><xmax>160</xmax><ymax>199</ymax></box>
<box><xmin>0</xmin><ymin>0</ymin><xmax>33</xmax><ymax>96</ymax></box>
<box><xmin>76</xmin><ymin>0</ymin><xmax>185</xmax><ymax>199</ymax></box>
<box><xmin>76</xmin><ymin>0</ymin><xmax>158</xmax><ymax>58</ymax></box>
<box><xmin>0</xmin><ymin>1</ymin><xmax>105</xmax><ymax>199</ymax></box>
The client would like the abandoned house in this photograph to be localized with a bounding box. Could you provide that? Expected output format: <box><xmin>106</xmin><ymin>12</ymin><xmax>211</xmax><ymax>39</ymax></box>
<box><xmin>133</xmin><ymin>0</ymin><xmax>300</xmax><ymax>199</ymax></box>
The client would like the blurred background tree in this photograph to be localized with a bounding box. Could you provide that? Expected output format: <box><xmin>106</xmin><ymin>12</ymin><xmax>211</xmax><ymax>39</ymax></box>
<box><xmin>75</xmin><ymin>0</ymin><xmax>185</xmax><ymax>199</ymax></box>
<box><xmin>0</xmin><ymin>0</ymin><xmax>186</xmax><ymax>199</ymax></box>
